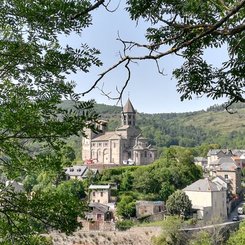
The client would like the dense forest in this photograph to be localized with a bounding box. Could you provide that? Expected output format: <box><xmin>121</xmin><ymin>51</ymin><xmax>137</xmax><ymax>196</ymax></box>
<box><xmin>63</xmin><ymin>101</ymin><xmax>245</xmax><ymax>161</ymax></box>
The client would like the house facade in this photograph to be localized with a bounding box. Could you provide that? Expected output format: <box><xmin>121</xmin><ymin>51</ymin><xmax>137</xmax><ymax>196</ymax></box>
<box><xmin>183</xmin><ymin>178</ymin><xmax>227</xmax><ymax>221</ymax></box>
<box><xmin>136</xmin><ymin>200</ymin><xmax>165</xmax><ymax>219</ymax></box>
<box><xmin>82</xmin><ymin>99</ymin><xmax>157</xmax><ymax>165</ymax></box>
<box><xmin>213</xmin><ymin>157</ymin><xmax>242</xmax><ymax>196</ymax></box>
<box><xmin>85</xmin><ymin>203</ymin><xmax>113</xmax><ymax>222</ymax></box>
<box><xmin>88</xmin><ymin>184</ymin><xmax>111</xmax><ymax>204</ymax></box>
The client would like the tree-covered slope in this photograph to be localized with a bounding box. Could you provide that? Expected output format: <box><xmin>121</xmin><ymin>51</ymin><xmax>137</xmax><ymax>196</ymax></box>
<box><xmin>65</xmin><ymin>101</ymin><xmax>245</xmax><ymax>161</ymax></box>
<box><xmin>93</xmin><ymin>102</ymin><xmax>245</xmax><ymax>149</ymax></box>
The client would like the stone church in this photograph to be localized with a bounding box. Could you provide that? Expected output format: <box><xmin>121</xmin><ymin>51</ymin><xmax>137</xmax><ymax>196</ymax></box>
<box><xmin>82</xmin><ymin>99</ymin><xmax>157</xmax><ymax>165</ymax></box>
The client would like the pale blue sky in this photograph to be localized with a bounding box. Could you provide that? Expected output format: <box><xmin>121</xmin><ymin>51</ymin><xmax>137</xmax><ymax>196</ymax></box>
<box><xmin>63</xmin><ymin>3</ymin><xmax>228</xmax><ymax>113</ymax></box>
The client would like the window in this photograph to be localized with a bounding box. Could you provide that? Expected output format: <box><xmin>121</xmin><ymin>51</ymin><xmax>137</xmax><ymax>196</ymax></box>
<box><xmin>128</xmin><ymin>115</ymin><xmax>131</xmax><ymax>119</ymax></box>
<box><xmin>144</xmin><ymin>151</ymin><xmax>147</xmax><ymax>157</ymax></box>
<box><xmin>93</xmin><ymin>192</ymin><xmax>95</xmax><ymax>197</ymax></box>
<box><xmin>98</xmin><ymin>199</ymin><xmax>100</xmax><ymax>203</ymax></box>
<box><xmin>128</xmin><ymin>121</ymin><xmax>131</xmax><ymax>125</ymax></box>
<box><xmin>104</xmin><ymin>143</ymin><xmax>108</xmax><ymax>147</ymax></box>
<box><xmin>100</xmin><ymin>192</ymin><xmax>103</xmax><ymax>197</ymax></box>
<box><xmin>98</xmin><ymin>143</ymin><xmax>102</xmax><ymax>147</ymax></box>
<box><xmin>225</xmin><ymin>174</ymin><xmax>228</xmax><ymax>179</ymax></box>
<box><xmin>92</xmin><ymin>143</ymin><xmax>96</xmax><ymax>147</ymax></box>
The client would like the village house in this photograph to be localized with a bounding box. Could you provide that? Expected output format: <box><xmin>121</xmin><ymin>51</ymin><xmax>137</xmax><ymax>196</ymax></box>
<box><xmin>207</xmin><ymin>149</ymin><xmax>233</xmax><ymax>169</ymax></box>
<box><xmin>211</xmin><ymin>157</ymin><xmax>242</xmax><ymax>196</ymax></box>
<box><xmin>136</xmin><ymin>200</ymin><xmax>165</xmax><ymax>219</ymax></box>
<box><xmin>88</xmin><ymin>184</ymin><xmax>111</xmax><ymax>204</ymax></box>
<box><xmin>82</xmin><ymin>99</ymin><xmax>157</xmax><ymax>165</ymax></box>
<box><xmin>194</xmin><ymin>157</ymin><xmax>208</xmax><ymax>170</ymax></box>
<box><xmin>207</xmin><ymin>148</ymin><xmax>245</xmax><ymax>169</ymax></box>
<box><xmin>183</xmin><ymin>178</ymin><xmax>227</xmax><ymax>221</ymax></box>
<box><xmin>85</xmin><ymin>202</ymin><xmax>113</xmax><ymax>222</ymax></box>
<box><xmin>65</xmin><ymin>165</ymin><xmax>98</xmax><ymax>180</ymax></box>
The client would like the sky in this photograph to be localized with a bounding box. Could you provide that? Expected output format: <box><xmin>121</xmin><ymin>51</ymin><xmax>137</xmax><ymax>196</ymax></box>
<box><xmin>62</xmin><ymin>2</ymin><xmax>228</xmax><ymax>114</ymax></box>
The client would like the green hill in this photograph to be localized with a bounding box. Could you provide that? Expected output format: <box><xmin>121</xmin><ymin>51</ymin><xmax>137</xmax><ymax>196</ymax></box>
<box><xmin>94</xmin><ymin>102</ymin><xmax>245</xmax><ymax>149</ymax></box>
<box><xmin>65</xmin><ymin>101</ymin><xmax>245</xmax><ymax>161</ymax></box>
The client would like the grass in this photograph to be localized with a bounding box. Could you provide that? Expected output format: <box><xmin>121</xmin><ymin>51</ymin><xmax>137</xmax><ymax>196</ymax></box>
<box><xmin>137</xmin><ymin>220</ymin><xmax>164</xmax><ymax>227</ymax></box>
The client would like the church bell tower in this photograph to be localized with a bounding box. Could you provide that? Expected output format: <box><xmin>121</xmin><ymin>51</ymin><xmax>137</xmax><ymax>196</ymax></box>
<box><xmin>121</xmin><ymin>99</ymin><xmax>136</xmax><ymax>127</ymax></box>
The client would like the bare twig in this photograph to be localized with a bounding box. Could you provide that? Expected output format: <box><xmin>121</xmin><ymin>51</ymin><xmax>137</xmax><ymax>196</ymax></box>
<box><xmin>82</xmin><ymin>0</ymin><xmax>245</xmax><ymax>100</ymax></box>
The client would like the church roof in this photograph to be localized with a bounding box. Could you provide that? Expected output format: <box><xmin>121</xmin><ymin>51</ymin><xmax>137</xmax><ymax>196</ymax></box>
<box><xmin>123</xmin><ymin>99</ymin><xmax>135</xmax><ymax>113</ymax></box>
<box><xmin>92</xmin><ymin>132</ymin><xmax>124</xmax><ymax>141</ymax></box>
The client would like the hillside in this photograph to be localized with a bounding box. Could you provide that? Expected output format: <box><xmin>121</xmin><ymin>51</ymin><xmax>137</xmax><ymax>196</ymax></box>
<box><xmin>94</xmin><ymin>102</ymin><xmax>245</xmax><ymax>148</ymax></box>
<box><xmin>64</xmin><ymin>101</ymin><xmax>245</xmax><ymax>160</ymax></box>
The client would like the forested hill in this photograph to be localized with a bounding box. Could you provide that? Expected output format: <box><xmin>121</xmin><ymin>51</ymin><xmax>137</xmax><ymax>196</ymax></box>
<box><xmin>93</xmin><ymin>102</ymin><xmax>245</xmax><ymax>149</ymax></box>
<box><xmin>63</xmin><ymin>101</ymin><xmax>245</xmax><ymax>160</ymax></box>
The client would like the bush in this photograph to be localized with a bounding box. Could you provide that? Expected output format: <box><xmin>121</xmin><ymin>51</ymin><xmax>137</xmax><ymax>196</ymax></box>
<box><xmin>115</xmin><ymin>220</ymin><xmax>134</xmax><ymax>231</ymax></box>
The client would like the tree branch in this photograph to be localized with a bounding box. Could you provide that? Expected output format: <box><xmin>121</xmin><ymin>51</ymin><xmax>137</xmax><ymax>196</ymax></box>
<box><xmin>70</xmin><ymin>0</ymin><xmax>105</xmax><ymax>19</ymax></box>
<box><xmin>82</xmin><ymin>0</ymin><xmax>245</xmax><ymax>100</ymax></box>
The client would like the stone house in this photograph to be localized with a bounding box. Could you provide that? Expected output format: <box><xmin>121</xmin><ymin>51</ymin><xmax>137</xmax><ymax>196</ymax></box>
<box><xmin>136</xmin><ymin>201</ymin><xmax>165</xmax><ymax>219</ymax></box>
<box><xmin>85</xmin><ymin>202</ymin><xmax>113</xmax><ymax>222</ymax></box>
<box><xmin>207</xmin><ymin>149</ymin><xmax>233</xmax><ymax>169</ymax></box>
<box><xmin>183</xmin><ymin>178</ymin><xmax>227</xmax><ymax>221</ymax></box>
<box><xmin>207</xmin><ymin>149</ymin><xmax>245</xmax><ymax>170</ymax></box>
<box><xmin>82</xmin><ymin>99</ymin><xmax>157</xmax><ymax>165</ymax></box>
<box><xmin>213</xmin><ymin>157</ymin><xmax>242</xmax><ymax>196</ymax></box>
<box><xmin>88</xmin><ymin>184</ymin><xmax>111</xmax><ymax>204</ymax></box>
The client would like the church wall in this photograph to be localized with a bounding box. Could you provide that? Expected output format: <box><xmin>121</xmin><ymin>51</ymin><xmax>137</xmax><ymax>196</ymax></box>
<box><xmin>110</xmin><ymin>139</ymin><xmax>121</xmax><ymax>164</ymax></box>
<box><xmin>81</xmin><ymin>99</ymin><xmax>157</xmax><ymax>165</ymax></box>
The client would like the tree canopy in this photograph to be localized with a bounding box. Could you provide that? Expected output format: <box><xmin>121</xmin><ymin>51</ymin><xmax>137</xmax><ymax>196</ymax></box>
<box><xmin>83</xmin><ymin>0</ymin><xmax>245</xmax><ymax>108</ymax></box>
<box><xmin>166</xmin><ymin>190</ymin><xmax>192</xmax><ymax>217</ymax></box>
<box><xmin>0</xmin><ymin>0</ymin><xmax>244</xmax><ymax>243</ymax></box>
<box><xmin>0</xmin><ymin>0</ymin><xmax>103</xmax><ymax>243</ymax></box>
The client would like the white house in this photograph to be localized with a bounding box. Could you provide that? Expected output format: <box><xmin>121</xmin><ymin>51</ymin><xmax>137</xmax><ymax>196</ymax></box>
<box><xmin>65</xmin><ymin>165</ymin><xmax>98</xmax><ymax>180</ymax></box>
<box><xmin>183</xmin><ymin>178</ymin><xmax>227</xmax><ymax>222</ymax></box>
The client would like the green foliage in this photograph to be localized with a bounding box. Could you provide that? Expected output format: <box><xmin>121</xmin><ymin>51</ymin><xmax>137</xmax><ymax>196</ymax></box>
<box><xmin>0</xmin><ymin>0</ymin><xmax>103</xmax><ymax>243</ymax></box>
<box><xmin>90</xmin><ymin>102</ymin><xmax>245</xmax><ymax>155</ymax></box>
<box><xmin>98</xmin><ymin>146</ymin><xmax>202</xmax><ymax>205</ymax></box>
<box><xmin>189</xmin><ymin>231</ymin><xmax>212</xmax><ymax>245</ymax></box>
<box><xmin>126</xmin><ymin>0</ymin><xmax>245</xmax><ymax>106</ymax></box>
<box><xmin>152</xmin><ymin>216</ymin><xmax>185</xmax><ymax>245</ymax></box>
<box><xmin>116</xmin><ymin>195</ymin><xmax>136</xmax><ymax>219</ymax></box>
<box><xmin>226</xmin><ymin>221</ymin><xmax>245</xmax><ymax>245</ymax></box>
<box><xmin>166</xmin><ymin>190</ymin><xmax>192</xmax><ymax>217</ymax></box>
<box><xmin>115</xmin><ymin>220</ymin><xmax>134</xmax><ymax>231</ymax></box>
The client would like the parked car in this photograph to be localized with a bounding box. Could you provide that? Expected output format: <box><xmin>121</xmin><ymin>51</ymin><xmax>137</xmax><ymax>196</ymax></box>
<box><xmin>232</xmin><ymin>215</ymin><xmax>240</xmax><ymax>221</ymax></box>
<box><xmin>237</xmin><ymin>207</ymin><xmax>244</xmax><ymax>215</ymax></box>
